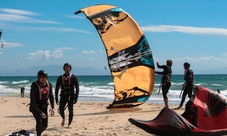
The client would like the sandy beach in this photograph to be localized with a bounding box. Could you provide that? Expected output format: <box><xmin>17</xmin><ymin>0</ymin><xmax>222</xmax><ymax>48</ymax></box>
<box><xmin>0</xmin><ymin>96</ymin><xmax>184</xmax><ymax>136</ymax></box>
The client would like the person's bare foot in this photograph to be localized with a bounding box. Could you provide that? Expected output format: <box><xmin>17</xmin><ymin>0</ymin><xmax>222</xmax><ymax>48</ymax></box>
<box><xmin>173</xmin><ymin>106</ymin><xmax>182</xmax><ymax>110</ymax></box>
<box><xmin>61</xmin><ymin>118</ymin><xmax>65</xmax><ymax>126</ymax></box>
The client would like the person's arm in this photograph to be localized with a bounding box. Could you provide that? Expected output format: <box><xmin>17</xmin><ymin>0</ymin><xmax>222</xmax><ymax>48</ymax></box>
<box><xmin>73</xmin><ymin>75</ymin><xmax>79</xmax><ymax>103</ymax></box>
<box><xmin>30</xmin><ymin>82</ymin><xmax>42</xmax><ymax>114</ymax></box>
<box><xmin>49</xmin><ymin>83</ymin><xmax>54</xmax><ymax>109</ymax></box>
<box><xmin>156</xmin><ymin>62</ymin><xmax>165</xmax><ymax>69</ymax></box>
<box><xmin>55</xmin><ymin>76</ymin><xmax>61</xmax><ymax>100</ymax></box>
<box><xmin>48</xmin><ymin>83</ymin><xmax>55</xmax><ymax>116</ymax></box>
<box><xmin>155</xmin><ymin>64</ymin><xmax>167</xmax><ymax>75</ymax></box>
<box><xmin>155</xmin><ymin>71</ymin><xmax>163</xmax><ymax>75</ymax></box>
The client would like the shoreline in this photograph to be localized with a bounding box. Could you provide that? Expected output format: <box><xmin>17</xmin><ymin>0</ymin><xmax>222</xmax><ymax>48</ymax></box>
<box><xmin>2</xmin><ymin>92</ymin><xmax>182</xmax><ymax>106</ymax></box>
<box><xmin>0</xmin><ymin>96</ymin><xmax>184</xmax><ymax>136</ymax></box>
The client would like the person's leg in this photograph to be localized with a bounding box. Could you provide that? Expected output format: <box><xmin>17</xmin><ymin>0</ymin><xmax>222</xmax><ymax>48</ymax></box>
<box><xmin>179</xmin><ymin>89</ymin><xmax>188</xmax><ymax>107</ymax></box>
<box><xmin>41</xmin><ymin>106</ymin><xmax>48</xmax><ymax>133</ymax></box>
<box><xmin>31</xmin><ymin>110</ymin><xmax>43</xmax><ymax>136</ymax></box>
<box><xmin>68</xmin><ymin>99</ymin><xmax>74</xmax><ymax>127</ymax></box>
<box><xmin>187</xmin><ymin>85</ymin><xmax>193</xmax><ymax>98</ymax></box>
<box><xmin>162</xmin><ymin>82</ymin><xmax>170</xmax><ymax>108</ymax></box>
<box><xmin>59</xmin><ymin>96</ymin><xmax>67</xmax><ymax>126</ymax></box>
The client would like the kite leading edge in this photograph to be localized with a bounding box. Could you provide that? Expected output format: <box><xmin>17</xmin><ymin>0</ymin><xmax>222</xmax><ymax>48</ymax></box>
<box><xmin>129</xmin><ymin>86</ymin><xmax>227</xmax><ymax>135</ymax></box>
<box><xmin>75</xmin><ymin>5</ymin><xmax>155</xmax><ymax>109</ymax></box>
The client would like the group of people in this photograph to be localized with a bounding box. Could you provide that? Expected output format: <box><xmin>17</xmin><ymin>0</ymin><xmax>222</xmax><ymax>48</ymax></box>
<box><xmin>29</xmin><ymin>63</ymin><xmax>80</xmax><ymax>136</ymax></box>
<box><xmin>29</xmin><ymin>61</ymin><xmax>194</xmax><ymax>135</ymax></box>
<box><xmin>155</xmin><ymin>60</ymin><xmax>194</xmax><ymax>109</ymax></box>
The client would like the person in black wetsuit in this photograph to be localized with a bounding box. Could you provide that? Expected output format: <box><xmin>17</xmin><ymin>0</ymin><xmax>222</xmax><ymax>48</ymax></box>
<box><xmin>55</xmin><ymin>63</ymin><xmax>79</xmax><ymax>128</ymax></box>
<box><xmin>175</xmin><ymin>62</ymin><xmax>194</xmax><ymax>109</ymax></box>
<box><xmin>21</xmin><ymin>87</ymin><xmax>25</xmax><ymax>98</ymax></box>
<box><xmin>29</xmin><ymin>70</ymin><xmax>55</xmax><ymax>136</ymax></box>
<box><xmin>155</xmin><ymin>59</ymin><xmax>172</xmax><ymax>108</ymax></box>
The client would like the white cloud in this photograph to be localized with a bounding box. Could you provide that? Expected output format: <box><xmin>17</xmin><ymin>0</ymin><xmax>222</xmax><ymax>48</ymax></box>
<box><xmin>44</xmin><ymin>50</ymin><xmax>51</xmax><ymax>59</ymax></box>
<box><xmin>28</xmin><ymin>50</ymin><xmax>43</xmax><ymax>60</ymax></box>
<box><xmin>55</xmin><ymin>47</ymin><xmax>76</xmax><ymax>50</ymax></box>
<box><xmin>0</xmin><ymin>52</ymin><xmax>3</xmax><ymax>55</ymax></box>
<box><xmin>28</xmin><ymin>50</ymin><xmax>63</xmax><ymax>60</ymax></box>
<box><xmin>0</xmin><ymin>13</ymin><xmax>61</xmax><ymax>24</ymax></box>
<box><xmin>98</xmin><ymin>49</ymin><xmax>103</xmax><ymax>53</ymax></box>
<box><xmin>51</xmin><ymin>50</ymin><xmax>63</xmax><ymax>59</ymax></box>
<box><xmin>32</xmin><ymin>27</ymin><xmax>92</xmax><ymax>33</ymax></box>
<box><xmin>29</xmin><ymin>26</ymin><xmax>93</xmax><ymax>33</ymax></box>
<box><xmin>64</xmin><ymin>14</ymin><xmax>85</xmax><ymax>19</ymax></box>
<box><xmin>177</xmin><ymin>55</ymin><xmax>221</xmax><ymax>62</ymax></box>
<box><xmin>199</xmin><ymin>56</ymin><xmax>221</xmax><ymax>61</ymax></box>
<box><xmin>2</xmin><ymin>42</ymin><xmax>23</xmax><ymax>48</ymax></box>
<box><xmin>0</xmin><ymin>8</ymin><xmax>93</xmax><ymax>33</ymax></box>
<box><xmin>82</xmin><ymin>50</ymin><xmax>95</xmax><ymax>54</ymax></box>
<box><xmin>0</xmin><ymin>8</ymin><xmax>61</xmax><ymax>24</ymax></box>
<box><xmin>141</xmin><ymin>25</ymin><xmax>227</xmax><ymax>36</ymax></box>
<box><xmin>223</xmin><ymin>53</ymin><xmax>227</xmax><ymax>57</ymax></box>
<box><xmin>1</xmin><ymin>24</ymin><xmax>92</xmax><ymax>33</ymax></box>
<box><xmin>0</xmin><ymin>8</ymin><xmax>39</xmax><ymax>15</ymax></box>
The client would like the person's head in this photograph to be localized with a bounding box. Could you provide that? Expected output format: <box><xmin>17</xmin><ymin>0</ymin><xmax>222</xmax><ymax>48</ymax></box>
<box><xmin>166</xmin><ymin>59</ymin><xmax>173</xmax><ymax>67</ymax></box>
<box><xmin>63</xmin><ymin>63</ymin><xmax>72</xmax><ymax>74</ymax></box>
<box><xmin>183</xmin><ymin>62</ymin><xmax>190</xmax><ymax>69</ymax></box>
<box><xmin>217</xmin><ymin>89</ymin><xmax>220</xmax><ymax>94</ymax></box>
<box><xmin>37</xmin><ymin>70</ymin><xmax>48</xmax><ymax>85</ymax></box>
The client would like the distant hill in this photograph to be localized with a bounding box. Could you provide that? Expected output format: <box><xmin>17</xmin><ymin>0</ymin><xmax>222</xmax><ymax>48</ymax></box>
<box><xmin>0</xmin><ymin>65</ymin><xmax>111</xmax><ymax>76</ymax></box>
<box><xmin>174</xmin><ymin>67</ymin><xmax>227</xmax><ymax>75</ymax></box>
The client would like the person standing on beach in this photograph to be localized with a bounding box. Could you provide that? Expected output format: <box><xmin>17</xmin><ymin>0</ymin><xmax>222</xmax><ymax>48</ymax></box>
<box><xmin>55</xmin><ymin>63</ymin><xmax>79</xmax><ymax>128</ymax></box>
<box><xmin>29</xmin><ymin>70</ymin><xmax>55</xmax><ymax>136</ymax></box>
<box><xmin>20</xmin><ymin>87</ymin><xmax>25</xmax><ymax>97</ymax></box>
<box><xmin>217</xmin><ymin>89</ymin><xmax>220</xmax><ymax>94</ymax></box>
<box><xmin>175</xmin><ymin>62</ymin><xmax>194</xmax><ymax>109</ymax></box>
<box><xmin>155</xmin><ymin>59</ymin><xmax>172</xmax><ymax>108</ymax></box>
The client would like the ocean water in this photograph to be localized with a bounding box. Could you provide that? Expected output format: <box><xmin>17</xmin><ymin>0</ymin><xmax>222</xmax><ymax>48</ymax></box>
<box><xmin>0</xmin><ymin>74</ymin><xmax>227</xmax><ymax>105</ymax></box>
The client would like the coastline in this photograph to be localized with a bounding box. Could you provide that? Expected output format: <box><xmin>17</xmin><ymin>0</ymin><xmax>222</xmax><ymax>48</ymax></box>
<box><xmin>2</xmin><ymin>91</ymin><xmax>182</xmax><ymax>106</ymax></box>
<box><xmin>0</xmin><ymin>96</ymin><xmax>184</xmax><ymax>136</ymax></box>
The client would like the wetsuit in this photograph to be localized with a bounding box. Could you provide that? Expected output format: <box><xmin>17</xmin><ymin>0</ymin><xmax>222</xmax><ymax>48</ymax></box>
<box><xmin>30</xmin><ymin>80</ymin><xmax>54</xmax><ymax>136</ymax></box>
<box><xmin>179</xmin><ymin>69</ymin><xmax>194</xmax><ymax>106</ymax></box>
<box><xmin>21</xmin><ymin>87</ymin><xmax>25</xmax><ymax>98</ymax></box>
<box><xmin>55</xmin><ymin>73</ymin><xmax>79</xmax><ymax>126</ymax></box>
<box><xmin>155</xmin><ymin>64</ymin><xmax>172</xmax><ymax>100</ymax></box>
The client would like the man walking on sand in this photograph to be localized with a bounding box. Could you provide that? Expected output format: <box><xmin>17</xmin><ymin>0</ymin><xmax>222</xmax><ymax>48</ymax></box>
<box><xmin>175</xmin><ymin>62</ymin><xmax>194</xmax><ymax>110</ymax></box>
<box><xmin>55</xmin><ymin>63</ymin><xmax>79</xmax><ymax>128</ymax></box>
<box><xmin>29</xmin><ymin>70</ymin><xmax>55</xmax><ymax>136</ymax></box>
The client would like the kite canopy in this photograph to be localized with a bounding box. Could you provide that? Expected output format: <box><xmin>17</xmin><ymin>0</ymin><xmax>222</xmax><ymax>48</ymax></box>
<box><xmin>129</xmin><ymin>86</ymin><xmax>227</xmax><ymax>136</ymax></box>
<box><xmin>75</xmin><ymin>5</ymin><xmax>155</xmax><ymax>109</ymax></box>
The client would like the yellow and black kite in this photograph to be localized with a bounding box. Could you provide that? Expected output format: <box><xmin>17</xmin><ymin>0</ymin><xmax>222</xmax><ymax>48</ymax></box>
<box><xmin>75</xmin><ymin>4</ymin><xmax>155</xmax><ymax>109</ymax></box>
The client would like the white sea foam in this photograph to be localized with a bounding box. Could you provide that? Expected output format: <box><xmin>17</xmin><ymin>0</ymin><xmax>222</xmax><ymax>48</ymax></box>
<box><xmin>12</xmin><ymin>80</ymin><xmax>30</xmax><ymax>84</ymax></box>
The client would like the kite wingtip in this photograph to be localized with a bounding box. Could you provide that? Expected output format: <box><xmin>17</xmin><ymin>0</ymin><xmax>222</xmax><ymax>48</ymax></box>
<box><xmin>106</xmin><ymin>104</ymin><xmax>113</xmax><ymax>109</ymax></box>
<box><xmin>75</xmin><ymin>10</ymin><xmax>82</xmax><ymax>15</ymax></box>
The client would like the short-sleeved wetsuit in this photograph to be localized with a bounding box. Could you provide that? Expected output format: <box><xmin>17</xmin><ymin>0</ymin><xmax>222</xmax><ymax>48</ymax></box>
<box><xmin>155</xmin><ymin>64</ymin><xmax>172</xmax><ymax>99</ymax></box>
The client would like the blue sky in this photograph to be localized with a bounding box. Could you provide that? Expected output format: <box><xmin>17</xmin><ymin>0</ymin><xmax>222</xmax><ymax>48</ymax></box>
<box><xmin>0</xmin><ymin>0</ymin><xmax>227</xmax><ymax>74</ymax></box>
